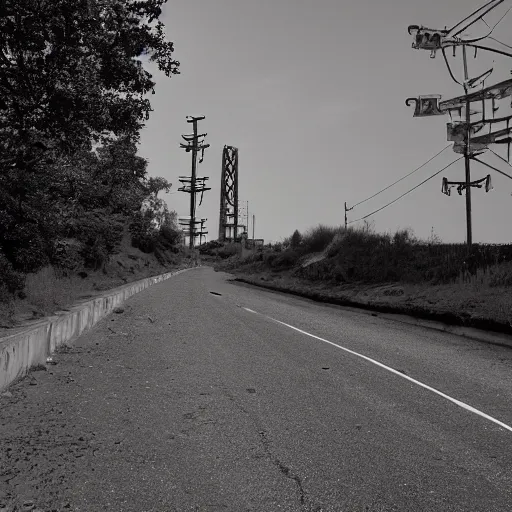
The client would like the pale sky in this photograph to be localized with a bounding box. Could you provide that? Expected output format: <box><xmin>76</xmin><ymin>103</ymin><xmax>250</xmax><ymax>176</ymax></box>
<box><xmin>139</xmin><ymin>0</ymin><xmax>512</xmax><ymax>244</ymax></box>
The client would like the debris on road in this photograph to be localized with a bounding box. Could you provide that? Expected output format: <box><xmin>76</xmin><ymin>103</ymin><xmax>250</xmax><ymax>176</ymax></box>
<box><xmin>108</xmin><ymin>327</ymin><xmax>128</xmax><ymax>336</ymax></box>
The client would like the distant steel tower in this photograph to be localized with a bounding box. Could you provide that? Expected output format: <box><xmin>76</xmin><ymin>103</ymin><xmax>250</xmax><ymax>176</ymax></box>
<box><xmin>218</xmin><ymin>145</ymin><xmax>239</xmax><ymax>242</ymax></box>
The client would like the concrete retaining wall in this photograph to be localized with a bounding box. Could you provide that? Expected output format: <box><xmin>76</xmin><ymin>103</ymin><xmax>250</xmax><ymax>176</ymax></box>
<box><xmin>0</xmin><ymin>267</ymin><xmax>196</xmax><ymax>392</ymax></box>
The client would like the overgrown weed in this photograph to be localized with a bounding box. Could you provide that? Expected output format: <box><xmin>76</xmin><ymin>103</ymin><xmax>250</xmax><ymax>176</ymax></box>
<box><xmin>23</xmin><ymin>266</ymin><xmax>89</xmax><ymax>314</ymax></box>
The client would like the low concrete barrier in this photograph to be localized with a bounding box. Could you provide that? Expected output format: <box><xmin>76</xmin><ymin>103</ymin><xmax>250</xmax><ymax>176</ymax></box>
<box><xmin>0</xmin><ymin>267</ymin><xmax>197</xmax><ymax>391</ymax></box>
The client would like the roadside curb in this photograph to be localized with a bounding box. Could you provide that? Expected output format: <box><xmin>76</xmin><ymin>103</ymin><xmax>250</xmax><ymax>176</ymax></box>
<box><xmin>0</xmin><ymin>266</ymin><xmax>200</xmax><ymax>391</ymax></box>
<box><xmin>232</xmin><ymin>277</ymin><xmax>512</xmax><ymax>350</ymax></box>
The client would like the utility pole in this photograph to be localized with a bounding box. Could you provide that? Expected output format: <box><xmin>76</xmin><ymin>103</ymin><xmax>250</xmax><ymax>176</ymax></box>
<box><xmin>344</xmin><ymin>202</ymin><xmax>353</xmax><ymax>230</ymax></box>
<box><xmin>189</xmin><ymin>118</ymin><xmax>198</xmax><ymax>249</ymax></box>
<box><xmin>179</xmin><ymin>116</ymin><xmax>210</xmax><ymax>249</ymax></box>
<box><xmin>463</xmin><ymin>45</ymin><xmax>472</xmax><ymax>248</ymax></box>
<box><xmin>252</xmin><ymin>214</ymin><xmax>255</xmax><ymax>250</ymax></box>
<box><xmin>406</xmin><ymin>1</ymin><xmax>512</xmax><ymax>248</ymax></box>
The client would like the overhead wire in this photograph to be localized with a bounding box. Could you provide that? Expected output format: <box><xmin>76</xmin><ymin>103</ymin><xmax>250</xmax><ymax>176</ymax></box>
<box><xmin>348</xmin><ymin>157</ymin><xmax>463</xmax><ymax>225</ymax></box>
<box><xmin>487</xmin><ymin>148</ymin><xmax>512</xmax><ymax>179</ymax></box>
<box><xmin>454</xmin><ymin>1</ymin><xmax>512</xmax><ymax>39</ymax></box>
<box><xmin>441</xmin><ymin>2</ymin><xmax>512</xmax><ymax>81</ymax></box>
<box><xmin>346</xmin><ymin>2</ymin><xmax>512</xmax><ymax>226</ymax></box>
<box><xmin>490</xmin><ymin>147</ymin><xmax>512</xmax><ymax>166</ymax></box>
<box><xmin>474</xmin><ymin>154</ymin><xmax>512</xmax><ymax>180</ymax></box>
<box><xmin>469</xmin><ymin>3</ymin><xmax>512</xmax><ymax>45</ymax></box>
<box><xmin>350</xmin><ymin>144</ymin><xmax>451</xmax><ymax>210</ymax></box>
<box><xmin>488</xmin><ymin>3</ymin><xmax>512</xmax><ymax>32</ymax></box>
<box><xmin>488</xmin><ymin>36</ymin><xmax>512</xmax><ymax>49</ymax></box>
<box><xmin>448</xmin><ymin>0</ymin><xmax>505</xmax><ymax>37</ymax></box>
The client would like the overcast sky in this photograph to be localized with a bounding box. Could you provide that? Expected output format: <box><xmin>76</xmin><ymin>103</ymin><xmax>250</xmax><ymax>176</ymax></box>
<box><xmin>139</xmin><ymin>0</ymin><xmax>512</xmax><ymax>244</ymax></box>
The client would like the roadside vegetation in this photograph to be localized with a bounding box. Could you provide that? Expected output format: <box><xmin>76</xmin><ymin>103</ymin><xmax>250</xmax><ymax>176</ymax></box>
<box><xmin>0</xmin><ymin>1</ymin><xmax>188</xmax><ymax>327</ymax></box>
<box><xmin>217</xmin><ymin>224</ymin><xmax>512</xmax><ymax>334</ymax></box>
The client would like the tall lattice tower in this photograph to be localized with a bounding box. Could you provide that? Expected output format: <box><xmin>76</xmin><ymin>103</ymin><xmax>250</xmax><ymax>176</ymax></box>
<box><xmin>218</xmin><ymin>146</ymin><xmax>239</xmax><ymax>242</ymax></box>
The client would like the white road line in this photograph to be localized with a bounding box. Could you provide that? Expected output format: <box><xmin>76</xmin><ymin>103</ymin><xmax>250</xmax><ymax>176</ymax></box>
<box><xmin>243</xmin><ymin>307</ymin><xmax>512</xmax><ymax>433</ymax></box>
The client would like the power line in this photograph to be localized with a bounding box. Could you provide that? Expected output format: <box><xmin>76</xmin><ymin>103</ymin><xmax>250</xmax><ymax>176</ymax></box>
<box><xmin>489</xmin><ymin>3</ymin><xmax>512</xmax><ymax>32</ymax></box>
<box><xmin>473</xmin><ymin>155</ymin><xmax>512</xmax><ymax>180</ymax></box>
<box><xmin>350</xmin><ymin>145</ymin><xmax>451</xmax><ymax>209</ymax></box>
<box><xmin>483</xmin><ymin>148</ymin><xmax>512</xmax><ymax>180</ymax></box>
<box><xmin>490</xmin><ymin>147</ymin><xmax>512</xmax><ymax>169</ymax></box>
<box><xmin>348</xmin><ymin>157</ymin><xmax>463</xmax><ymax>224</ymax></box>
<box><xmin>488</xmin><ymin>36</ymin><xmax>512</xmax><ymax>49</ymax></box>
<box><xmin>474</xmin><ymin>2</ymin><xmax>512</xmax><ymax>40</ymax></box>
<box><xmin>481</xmin><ymin>4</ymin><xmax>512</xmax><ymax>49</ymax></box>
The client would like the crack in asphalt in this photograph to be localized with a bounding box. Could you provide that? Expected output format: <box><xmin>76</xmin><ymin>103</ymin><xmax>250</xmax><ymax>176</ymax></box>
<box><xmin>218</xmin><ymin>388</ymin><xmax>319</xmax><ymax>510</ymax></box>
<box><xmin>258</xmin><ymin>430</ymin><xmax>308</xmax><ymax>509</ymax></box>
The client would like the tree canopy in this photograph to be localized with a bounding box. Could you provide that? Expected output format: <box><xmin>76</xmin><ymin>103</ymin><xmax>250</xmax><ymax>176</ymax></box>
<box><xmin>0</xmin><ymin>0</ymin><xmax>180</xmax><ymax>293</ymax></box>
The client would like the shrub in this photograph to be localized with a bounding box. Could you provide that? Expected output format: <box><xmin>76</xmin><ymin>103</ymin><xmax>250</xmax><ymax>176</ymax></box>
<box><xmin>217</xmin><ymin>243</ymin><xmax>239</xmax><ymax>259</ymax></box>
<box><xmin>160</xmin><ymin>225</ymin><xmax>182</xmax><ymax>247</ymax></box>
<box><xmin>271</xmin><ymin>249</ymin><xmax>300</xmax><ymax>269</ymax></box>
<box><xmin>23</xmin><ymin>266</ymin><xmax>88</xmax><ymax>313</ymax></box>
<box><xmin>0</xmin><ymin>250</ymin><xmax>25</xmax><ymax>293</ymax></box>
<box><xmin>2</xmin><ymin>222</ymin><xmax>49</xmax><ymax>273</ymax></box>
<box><xmin>263</xmin><ymin>252</ymin><xmax>278</xmax><ymax>266</ymax></box>
<box><xmin>51</xmin><ymin>238</ymin><xmax>84</xmax><ymax>273</ymax></box>
<box><xmin>301</xmin><ymin>225</ymin><xmax>340</xmax><ymax>254</ymax></box>
<box><xmin>154</xmin><ymin>246</ymin><xmax>168</xmax><ymax>265</ymax></box>
<box><xmin>129</xmin><ymin>211</ymin><xmax>158</xmax><ymax>253</ymax></box>
<box><xmin>77</xmin><ymin>211</ymin><xmax>124</xmax><ymax>269</ymax></box>
<box><xmin>290</xmin><ymin>229</ymin><xmax>302</xmax><ymax>249</ymax></box>
<box><xmin>488</xmin><ymin>261</ymin><xmax>512</xmax><ymax>287</ymax></box>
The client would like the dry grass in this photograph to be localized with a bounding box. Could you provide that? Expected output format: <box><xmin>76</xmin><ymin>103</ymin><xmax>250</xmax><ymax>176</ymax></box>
<box><xmin>24</xmin><ymin>266</ymin><xmax>90</xmax><ymax>314</ymax></box>
<box><xmin>229</xmin><ymin>266</ymin><xmax>512</xmax><ymax>329</ymax></box>
<box><xmin>0</xmin><ymin>225</ymin><xmax>194</xmax><ymax>334</ymax></box>
<box><xmin>453</xmin><ymin>260</ymin><xmax>512</xmax><ymax>289</ymax></box>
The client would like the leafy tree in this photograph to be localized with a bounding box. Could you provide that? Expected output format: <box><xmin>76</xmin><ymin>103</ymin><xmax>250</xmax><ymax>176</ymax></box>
<box><xmin>1</xmin><ymin>0</ymin><xmax>178</xmax><ymax>205</ymax></box>
<box><xmin>0</xmin><ymin>0</ymin><xmax>179</xmax><ymax>289</ymax></box>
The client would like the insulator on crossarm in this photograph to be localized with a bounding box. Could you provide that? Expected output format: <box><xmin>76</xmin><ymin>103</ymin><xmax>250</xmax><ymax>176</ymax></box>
<box><xmin>485</xmin><ymin>174</ymin><xmax>493</xmax><ymax>192</ymax></box>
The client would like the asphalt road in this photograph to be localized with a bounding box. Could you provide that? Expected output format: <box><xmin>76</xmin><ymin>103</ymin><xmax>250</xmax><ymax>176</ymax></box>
<box><xmin>1</xmin><ymin>266</ymin><xmax>512</xmax><ymax>512</ymax></box>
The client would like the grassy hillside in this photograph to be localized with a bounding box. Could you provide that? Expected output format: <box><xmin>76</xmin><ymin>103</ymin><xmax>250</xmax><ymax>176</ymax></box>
<box><xmin>0</xmin><ymin>225</ymin><xmax>196</xmax><ymax>332</ymax></box>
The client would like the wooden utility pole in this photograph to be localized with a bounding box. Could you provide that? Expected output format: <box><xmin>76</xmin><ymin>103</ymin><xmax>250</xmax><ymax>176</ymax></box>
<box><xmin>179</xmin><ymin>116</ymin><xmax>210</xmax><ymax>249</ymax></box>
<box><xmin>189</xmin><ymin>118</ymin><xmax>198</xmax><ymax>249</ymax></box>
<box><xmin>407</xmin><ymin>2</ymin><xmax>512</xmax><ymax>249</ymax></box>
<box><xmin>344</xmin><ymin>202</ymin><xmax>354</xmax><ymax>230</ymax></box>
<box><xmin>462</xmin><ymin>45</ymin><xmax>473</xmax><ymax>249</ymax></box>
